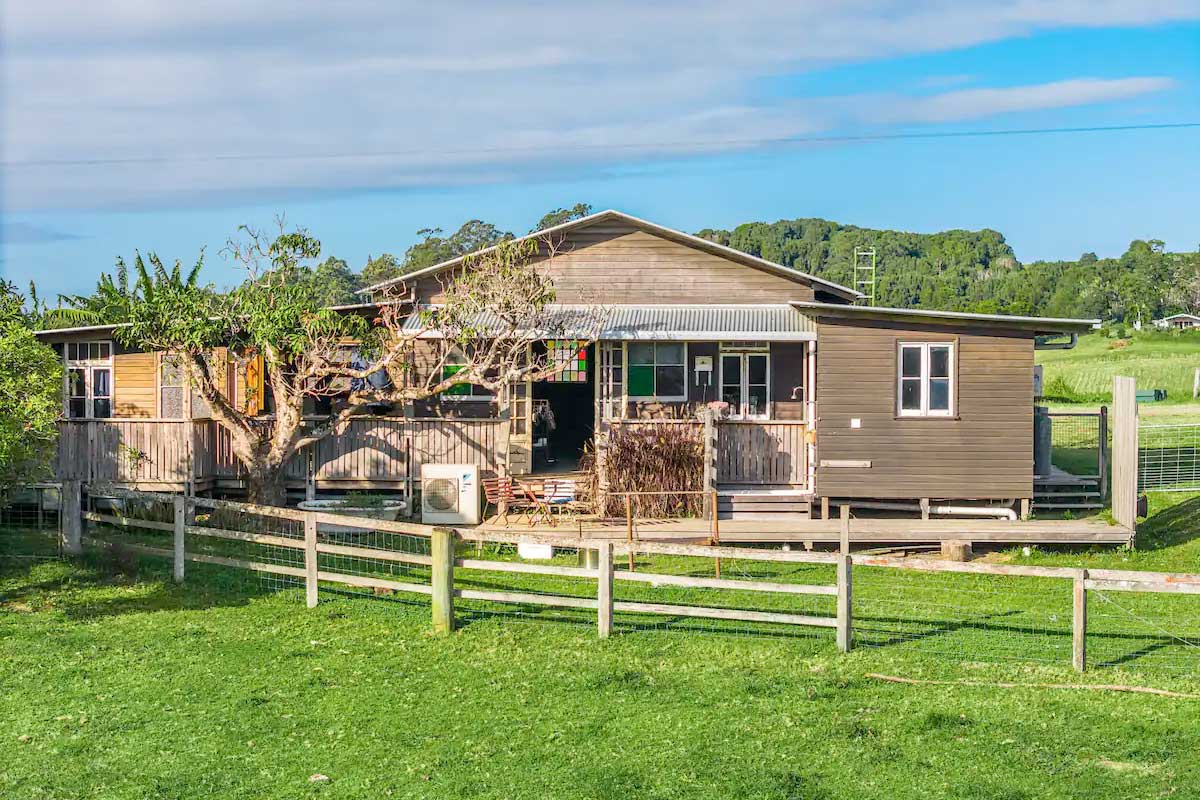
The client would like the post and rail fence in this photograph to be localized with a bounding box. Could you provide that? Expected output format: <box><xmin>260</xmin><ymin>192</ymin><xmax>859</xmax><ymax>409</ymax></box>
<box><xmin>44</xmin><ymin>484</ymin><xmax>1199</xmax><ymax>675</ymax></box>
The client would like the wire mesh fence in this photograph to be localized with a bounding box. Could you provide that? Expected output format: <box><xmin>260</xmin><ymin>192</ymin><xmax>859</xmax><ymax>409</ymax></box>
<box><xmin>0</xmin><ymin>486</ymin><xmax>63</xmax><ymax>562</ymax></box>
<box><xmin>56</xmin><ymin>489</ymin><xmax>1200</xmax><ymax>681</ymax></box>
<box><xmin>1139</xmin><ymin>423</ymin><xmax>1200</xmax><ymax>492</ymax></box>
<box><xmin>1048</xmin><ymin>411</ymin><xmax>1104</xmax><ymax>477</ymax></box>
<box><xmin>854</xmin><ymin>566</ymin><xmax>1074</xmax><ymax>666</ymax></box>
<box><xmin>1088</xmin><ymin>588</ymin><xmax>1200</xmax><ymax>675</ymax></box>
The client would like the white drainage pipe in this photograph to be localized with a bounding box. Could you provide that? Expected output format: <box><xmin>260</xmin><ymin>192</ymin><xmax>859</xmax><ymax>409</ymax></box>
<box><xmin>848</xmin><ymin>500</ymin><xmax>1017</xmax><ymax>521</ymax></box>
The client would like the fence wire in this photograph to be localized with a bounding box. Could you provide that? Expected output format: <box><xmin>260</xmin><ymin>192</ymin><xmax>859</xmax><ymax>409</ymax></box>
<box><xmin>853</xmin><ymin>567</ymin><xmax>1074</xmax><ymax>667</ymax></box>
<box><xmin>1048</xmin><ymin>413</ymin><xmax>1104</xmax><ymax>477</ymax></box>
<box><xmin>65</xmin><ymin>491</ymin><xmax>1200</xmax><ymax>680</ymax></box>
<box><xmin>1088</xmin><ymin>589</ymin><xmax>1200</xmax><ymax>675</ymax></box>
<box><xmin>1139</xmin><ymin>423</ymin><xmax>1200</xmax><ymax>492</ymax></box>
<box><xmin>0</xmin><ymin>486</ymin><xmax>63</xmax><ymax>562</ymax></box>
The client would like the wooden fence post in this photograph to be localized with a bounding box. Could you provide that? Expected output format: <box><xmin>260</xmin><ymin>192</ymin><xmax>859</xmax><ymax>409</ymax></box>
<box><xmin>1073</xmin><ymin>568</ymin><xmax>1088</xmax><ymax>672</ymax></box>
<box><xmin>701</xmin><ymin>410</ymin><xmax>717</xmax><ymax>520</ymax></box>
<box><xmin>597</xmin><ymin>541</ymin><xmax>614</xmax><ymax>639</ymax></box>
<box><xmin>304</xmin><ymin>512</ymin><xmax>318</xmax><ymax>608</ymax></box>
<box><xmin>431</xmin><ymin>527</ymin><xmax>456</xmax><ymax>634</ymax></box>
<box><xmin>711</xmin><ymin>488</ymin><xmax>721</xmax><ymax>579</ymax></box>
<box><xmin>624</xmin><ymin>495</ymin><xmax>635</xmax><ymax>572</ymax></box>
<box><xmin>172</xmin><ymin>495</ymin><xmax>186</xmax><ymax>583</ymax></box>
<box><xmin>836</xmin><ymin>505</ymin><xmax>853</xmax><ymax>653</ymax></box>
<box><xmin>60</xmin><ymin>480</ymin><xmax>82</xmax><ymax>556</ymax></box>
<box><xmin>1111</xmin><ymin>377</ymin><xmax>1139</xmax><ymax>535</ymax></box>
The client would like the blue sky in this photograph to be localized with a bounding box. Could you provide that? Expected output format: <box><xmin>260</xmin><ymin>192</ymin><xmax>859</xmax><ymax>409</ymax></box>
<box><xmin>2</xmin><ymin>2</ymin><xmax>1199</xmax><ymax>300</ymax></box>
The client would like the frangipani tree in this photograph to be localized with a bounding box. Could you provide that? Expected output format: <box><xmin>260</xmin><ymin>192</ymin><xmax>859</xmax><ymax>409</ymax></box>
<box><xmin>122</xmin><ymin>220</ymin><xmax>600</xmax><ymax>505</ymax></box>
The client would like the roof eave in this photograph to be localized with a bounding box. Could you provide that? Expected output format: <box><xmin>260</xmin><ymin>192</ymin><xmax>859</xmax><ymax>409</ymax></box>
<box><xmin>791</xmin><ymin>301</ymin><xmax>1099</xmax><ymax>335</ymax></box>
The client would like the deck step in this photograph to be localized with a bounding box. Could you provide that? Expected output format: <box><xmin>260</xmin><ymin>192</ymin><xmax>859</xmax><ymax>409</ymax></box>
<box><xmin>717</xmin><ymin>490</ymin><xmax>812</xmax><ymax>521</ymax></box>
<box><xmin>1032</xmin><ymin>502</ymin><xmax>1105</xmax><ymax>510</ymax></box>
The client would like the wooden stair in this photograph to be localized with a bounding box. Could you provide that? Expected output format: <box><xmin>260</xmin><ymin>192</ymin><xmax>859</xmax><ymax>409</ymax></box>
<box><xmin>1034</xmin><ymin>470</ymin><xmax>1105</xmax><ymax>511</ymax></box>
<box><xmin>717</xmin><ymin>486</ymin><xmax>812</xmax><ymax>521</ymax></box>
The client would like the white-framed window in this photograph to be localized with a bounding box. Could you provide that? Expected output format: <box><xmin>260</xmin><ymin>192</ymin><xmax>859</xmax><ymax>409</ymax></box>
<box><xmin>720</xmin><ymin>346</ymin><xmax>770</xmax><ymax>419</ymax></box>
<box><xmin>898</xmin><ymin>342</ymin><xmax>954</xmax><ymax>417</ymax></box>
<box><xmin>627</xmin><ymin>342</ymin><xmax>687</xmax><ymax>401</ymax></box>
<box><xmin>64</xmin><ymin>341</ymin><xmax>113</xmax><ymax>419</ymax></box>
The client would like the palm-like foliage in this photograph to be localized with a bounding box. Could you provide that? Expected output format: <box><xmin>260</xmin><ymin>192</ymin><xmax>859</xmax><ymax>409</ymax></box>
<box><xmin>32</xmin><ymin>251</ymin><xmax>205</xmax><ymax>329</ymax></box>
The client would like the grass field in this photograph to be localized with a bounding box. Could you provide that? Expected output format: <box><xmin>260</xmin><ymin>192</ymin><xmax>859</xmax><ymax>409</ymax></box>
<box><xmin>1037</xmin><ymin>331</ymin><xmax>1200</xmax><ymax>407</ymax></box>
<box><xmin>2</xmin><ymin>495</ymin><xmax>1199</xmax><ymax>799</ymax></box>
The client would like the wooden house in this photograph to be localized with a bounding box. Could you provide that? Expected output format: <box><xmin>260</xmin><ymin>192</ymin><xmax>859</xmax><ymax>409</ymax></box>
<box><xmin>37</xmin><ymin>210</ymin><xmax>1097</xmax><ymax>521</ymax></box>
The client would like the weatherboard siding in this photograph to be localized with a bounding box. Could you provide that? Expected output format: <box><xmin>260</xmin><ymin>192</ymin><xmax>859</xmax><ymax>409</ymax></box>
<box><xmin>815</xmin><ymin>319</ymin><xmax>1034</xmax><ymax>499</ymax></box>
<box><xmin>414</xmin><ymin>221</ymin><xmax>817</xmax><ymax>305</ymax></box>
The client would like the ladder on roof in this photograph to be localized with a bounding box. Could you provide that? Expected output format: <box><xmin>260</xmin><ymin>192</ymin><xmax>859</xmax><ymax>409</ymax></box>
<box><xmin>853</xmin><ymin>248</ymin><xmax>876</xmax><ymax>306</ymax></box>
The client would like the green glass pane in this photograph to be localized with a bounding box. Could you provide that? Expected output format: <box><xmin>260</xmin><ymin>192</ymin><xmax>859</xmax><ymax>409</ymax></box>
<box><xmin>628</xmin><ymin>365</ymin><xmax>655</xmax><ymax>396</ymax></box>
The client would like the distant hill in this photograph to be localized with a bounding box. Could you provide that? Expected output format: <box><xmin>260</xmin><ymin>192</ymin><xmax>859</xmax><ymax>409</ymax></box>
<box><xmin>697</xmin><ymin>218</ymin><xmax>1198</xmax><ymax>323</ymax></box>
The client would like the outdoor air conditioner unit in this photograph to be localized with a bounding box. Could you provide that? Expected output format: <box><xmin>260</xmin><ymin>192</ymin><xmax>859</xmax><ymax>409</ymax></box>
<box><xmin>420</xmin><ymin>464</ymin><xmax>481</xmax><ymax>525</ymax></box>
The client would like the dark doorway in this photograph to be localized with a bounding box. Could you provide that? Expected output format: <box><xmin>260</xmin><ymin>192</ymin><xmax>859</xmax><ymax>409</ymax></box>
<box><xmin>532</xmin><ymin>342</ymin><xmax>594</xmax><ymax>474</ymax></box>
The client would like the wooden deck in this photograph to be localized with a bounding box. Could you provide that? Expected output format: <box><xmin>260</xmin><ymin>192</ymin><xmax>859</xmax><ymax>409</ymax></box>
<box><xmin>478</xmin><ymin>515</ymin><xmax>1133</xmax><ymax>547</ymax></box>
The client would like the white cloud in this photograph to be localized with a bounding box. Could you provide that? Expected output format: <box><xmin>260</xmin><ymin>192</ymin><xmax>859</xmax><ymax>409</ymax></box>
<box><xmin>1</xmin><ymin>1</ymin><xmax>1195</xmax><ymax>210</ymax></box>
<box><xmin>871</xmin><ymin>77</ymin><xmax>1179</xmax><ymax>124</ymax></box>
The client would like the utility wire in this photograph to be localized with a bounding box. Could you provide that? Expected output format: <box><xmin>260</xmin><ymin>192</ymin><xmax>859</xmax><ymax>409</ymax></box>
<box><xmin>3</xmin><ymin>122</ymin><xmax>1197</xmax><ymax>169</ymax></box>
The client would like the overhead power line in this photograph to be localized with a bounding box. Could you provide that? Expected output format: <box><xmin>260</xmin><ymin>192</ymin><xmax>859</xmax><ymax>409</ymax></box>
<box><xmin>3</xmin><ymin>121</ymin><xmax>1197</xmax><ymax>169</ymax></box>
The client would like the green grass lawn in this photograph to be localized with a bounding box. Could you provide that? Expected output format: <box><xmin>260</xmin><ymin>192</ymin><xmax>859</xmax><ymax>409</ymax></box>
<box><xmin>1037</xmin><ymin>331</ymin><xmax>1200</xmax><ymax>407</ymax></box>
<box><xmin>2</xmin><ymin>496</ymin><xmax>1200</xmax><ymax>799</ymax></box>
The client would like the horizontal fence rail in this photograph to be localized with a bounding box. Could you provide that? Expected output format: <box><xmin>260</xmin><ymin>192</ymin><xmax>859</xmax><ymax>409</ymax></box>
<box><xmin>55</xmin><ymin>490</ymin><xmax>1200</xmax><ymax>674</ymax></box>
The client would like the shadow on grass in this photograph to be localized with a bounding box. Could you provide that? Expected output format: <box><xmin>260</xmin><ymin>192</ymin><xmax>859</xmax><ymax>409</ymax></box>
<box><xmin>0</xmin><ymin>551</ymin><xmax>279</xmax><ymax>621</ymax></box>
<box><xmin>1133</xmin><ymin>495</ymin><xmax>1200</xmax><ymax>551</ymax></box>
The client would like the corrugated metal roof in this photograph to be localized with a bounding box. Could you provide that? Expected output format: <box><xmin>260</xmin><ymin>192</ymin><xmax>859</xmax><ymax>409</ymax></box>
<box><xmin>403</xmin><ymin>304</ymin><xmax>816</xmax><ymax>340</ymax></box>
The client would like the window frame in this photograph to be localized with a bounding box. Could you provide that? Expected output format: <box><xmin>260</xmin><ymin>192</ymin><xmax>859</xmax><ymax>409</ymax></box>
<box><xmin>440</xmin><ymin>352</ymin><xmax>495</xmax><ymax>402</ymax></box>
<box><xmin>896</xmin><ymin>341</ymin><xmax>956</xmax><ymax>419</ymax></box>
<box><xmin>719</xmin><ymin>346</ymin><xmax>771</xmax><ymax>420</ymax></box>
<box><xmin>64</xmin><ymin>340</ymin><xmax>115</xmax><ymax>419</ymax></box>
<box><xmin>626</xmin><ymin>341</ymin><xmax>688</xmax><ymax>402</ymax></box>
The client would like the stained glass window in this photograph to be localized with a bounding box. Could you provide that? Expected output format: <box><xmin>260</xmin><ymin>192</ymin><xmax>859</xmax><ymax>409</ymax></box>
<box><xmin>546</xmin><ymin>340</ymin><xmax>588</xmax><ymax>383</ymax></box>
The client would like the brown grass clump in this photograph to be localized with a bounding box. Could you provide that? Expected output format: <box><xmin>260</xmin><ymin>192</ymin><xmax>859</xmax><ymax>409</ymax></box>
<box><xmin>581</xmin><ymin>424</ymin><xmax>703</xmax><ymax>518</ymax></box>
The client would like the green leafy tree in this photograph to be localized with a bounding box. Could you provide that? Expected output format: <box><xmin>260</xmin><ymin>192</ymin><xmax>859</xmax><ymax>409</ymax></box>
<box><xmin>360</xmin><ymin>253</ymin><xmax>403</xmax><ymax>288</ymax></box>
<box><xmin>0</xmin><ymin>282</ymin><xmax>63</xmax><ymax>491</ymax></box>
<box><xmin>121</xmin><ymin>220</ymin><xmax>597</xmax><ymax>504</ymax></box>
<box><xmin>533</xmin><ymin>203</ymin><xmax>592</xmax><ymax>232</ymax></box>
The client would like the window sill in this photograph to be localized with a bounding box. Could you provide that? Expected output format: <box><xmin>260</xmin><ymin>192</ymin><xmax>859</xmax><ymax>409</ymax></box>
<box><xmin>628</xmin><ymin>396</ymin><xmax>688</xmax><ymax>403</ymax></box>
<box><xmin>894</xmin><ymin>414</ymin><xmax>961</xmax><ymax>421</ymax></box>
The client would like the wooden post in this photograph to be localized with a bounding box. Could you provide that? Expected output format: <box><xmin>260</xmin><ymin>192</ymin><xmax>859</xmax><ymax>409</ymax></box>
<box><xmin>172</xmin><ymin>495</ymin><xmax>186</xmax><ymax>583</ymax></box>
<box><xmin>596</xmin><ymin>541</ymin><xmax>614</xmax><ymax>639</ymax></box>
<box><xmin>60</xmin><ymin>480</ymin><xmax>82</xmax><ymax>556</ymax></box>
<box><xmin>1073</xmin><ymin>568</ymin><xmax>1088</xmax><ymax>672</ymax></box>
<box><xmin>820</xmin><ymin>496</ymin><xmax>830</xmax><ymax>520</ymax></box>
<box><xmin>919</xmin><ymin>497</ymin><xmax>930</xmax><ymax>520</ymax></box>
<box><xmin>1097</xmin><ymin>405</ymin><xmax>1109</xmax><ymax>501</ymax></box>
<box><xmin>431</xmin><ymin>527</ymin><xmax>456</xmax><ymax>634</ymax></box>
<box><xmin>1019</xmin><ymin>497</ymin><xmax>1031</xmax><ymax>521</ymax></box>
<box><xmin>624</xmin><ymin>494</ymin><xmax>635</xmax><ymax>572</ymax></box>
<box><xmin>711</xmin><ymin>489</ymin><xmax>721</xmax><ymax>579</ymax></box>
<box><xmin>701</xmin><ymin>410</ymin><xmax>718</xmax><ymax>520</ymax></box>
<box><xmin>1193</xmin><ymin>367</ymin><xmax>1199</xmax><ymax>400</ymax></box>
<box><xmin>305</xmin><ymin>445</ymin><xmax>317</xmax><ymax>502</ymax></box>
<box><xmin>304</xmin><ymin>512</ymin><xmax>318</xmax><ymax>608</ymax></box>
<box><xmin>1111</xmin><ymin>377</ymin><xmax>1139</xmax><ymax>535</ymax></box>
<box><xmin>836</xmin><ymin>505</ymin><xmax>852</xmax><ymax>653</ymax></box>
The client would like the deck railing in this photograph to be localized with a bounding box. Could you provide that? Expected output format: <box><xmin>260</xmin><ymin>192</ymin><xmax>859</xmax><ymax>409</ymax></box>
<box><xmin>56</xmin><ymin>417</ymin><xmax>503</xmax><ymax>490</ymax></box>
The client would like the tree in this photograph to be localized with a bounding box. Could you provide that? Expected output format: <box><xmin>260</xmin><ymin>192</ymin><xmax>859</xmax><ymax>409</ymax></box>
<box><xmin>121</xmin><ymin>220</ymin><xmax>599</xmax><ymax>505</ymax></box>
<box><xmin>533</xmin><ymin>203</ymin><xmax>592</xmax><ymax>232</ymax></box>
<box><xmin>0</xmin><ymin>282</ymin><xmax>63</xmax><ymax>492</ymax></box>
<box><xmin>360</xmin><ymin>253</ymin><xmax>402</xmax><ymax>287</ymax></box>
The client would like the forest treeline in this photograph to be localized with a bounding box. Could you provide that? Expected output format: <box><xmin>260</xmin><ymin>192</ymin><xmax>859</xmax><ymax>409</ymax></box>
<box><xmin>41</xmin><ymin>203</ymin><xmax>1200</xmax><ymax>326</ymax></box>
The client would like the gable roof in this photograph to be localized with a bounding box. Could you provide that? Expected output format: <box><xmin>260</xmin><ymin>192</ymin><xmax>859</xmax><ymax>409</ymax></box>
<box><xmin>357</xmin><ymin>209</ymin><xmax>862</xmax><ymax>301</ymax></box>
<box><xmin>1156</xmin><ymin>313</ymin><xmax>1200</xmax><ymax>322</ymax></box>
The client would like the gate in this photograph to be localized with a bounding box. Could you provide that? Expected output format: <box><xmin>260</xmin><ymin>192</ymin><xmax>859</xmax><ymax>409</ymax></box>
<box><xmin>1139</xmin><ymin>423</ymin><xmax>1200</xmax><ymax>492</ymax></box>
